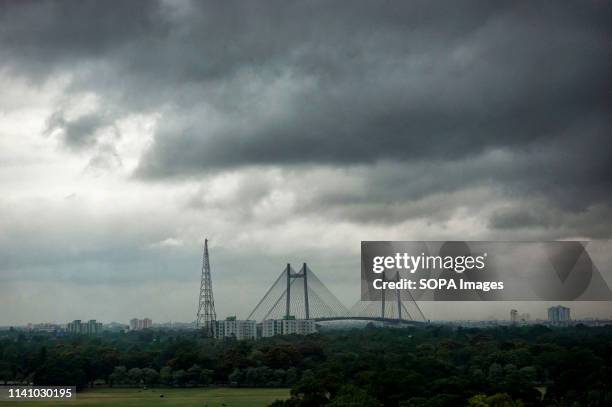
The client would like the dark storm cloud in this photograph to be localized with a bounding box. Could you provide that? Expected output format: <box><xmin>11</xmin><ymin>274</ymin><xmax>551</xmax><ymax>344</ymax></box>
<box><xmin>0</xmin><ymin>0</ymin><xmax>169</xmax><ymax>79</ymax></box>
<box><xmin>1</xmin><ymin>0</ymin><xmax>611</xmax><ymax>234</ymax></box>
<box><xmin>132</xmin><ymin>0</ymin><xmax>611</xmax><ymax>178</ymax></box>
<box><xmin>489</xmin><ymin>208</ymin><xmax>551</xmax><ymax>230</ymax></box>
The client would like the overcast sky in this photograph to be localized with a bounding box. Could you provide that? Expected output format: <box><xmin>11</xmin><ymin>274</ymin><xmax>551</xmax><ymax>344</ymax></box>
<box><xmin>1</xmin><ymin>1</ymin><xmax>611</xmax><ymax>325</ymax></box>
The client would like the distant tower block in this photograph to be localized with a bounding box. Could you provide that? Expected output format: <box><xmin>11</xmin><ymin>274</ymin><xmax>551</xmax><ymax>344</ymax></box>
<box><xmin>510</xmin><ymin>309</ymin><xmax>518</xmax><ymax>324</ymax></box>
<box><xmin>196</xmin><ymin>238</ymin><xmax>217</xmax><ymax>336</ymax></box>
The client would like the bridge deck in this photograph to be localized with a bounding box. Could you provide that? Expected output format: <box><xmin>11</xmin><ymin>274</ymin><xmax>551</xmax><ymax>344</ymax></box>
<box><xmin>314</xmin><ymin>316</ymin><xmax>425</xmax><ymax>325</ymax></box>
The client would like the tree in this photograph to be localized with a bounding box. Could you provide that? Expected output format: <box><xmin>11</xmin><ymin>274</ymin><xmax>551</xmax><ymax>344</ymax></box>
<box><xmin>127</xmin><ymin>367</ymin><xmax>142</xmax><ymax>385</ymax></box>
<box><xmin>200</xmin><ymin>369</ymin><xmax>214</xmax><ymax>385</ymax></box>
<box><xmin>33</xmin><ymin>356</ymin><xmax>88</xmax><ymax>390</ymax></box>
<box><xmin>245</xmin><ymin>366</ymin><xmax>274</xmax><ymax>386</ymax></box>
<box><xmin>467</xmin><ymin>393</ymin><xmax>524</xmax><ymax>407</ymax></box>
<box><xmin>264</xmin><ymin>345</ymin><xmax>301</xmax><ymax>369</ymax></box>
<box><xmin>142</xmin><ymin>368</ymin><xmax>159</xmax><ymax>386</ymax></box>
<box><xmin>286</xmin><ymin>367</ymin><xmax>299</xmax><ymax>386</ymax></box>
<box><xmin>291</xmin><ymin>372</ymin><xmax>330</xmax><ymax>407</ymax></box>
<box><xmin>160</xmin><ymin>366</ymin><xmax>173</xmax><ymax>386</ymax></box>
<box><xmin>400</xmin><ymin>395</ymin><xmax>460</xmax><ymax>407</ymax></box>
<box><xmin>488</xmin><ymin>363</ymin><xmax>503</xmax><ymax>383</ymax></box>
<box><xmin>0</xmin><ymin>362</ymin><xmax>12</xmax><ymax>385</ymax></box>
<box><xmin>109</xmin><ymin>366</ymin><xmax>128</xmax><ymax>386</ymax></box>
<box><xmin>172</xmin><ymin>369</ymin><xmax>187</xmax><ymax>387</ymax></box>
<box><xmin>187</xmin><ymin>364</ymin><xmax>202</xmax><ymax>385</ymax></box>
<box><xmin>229</xmin><ymin>368</ymin><xmax>244</xmax><ymax>386</ymax></box>
<box><xmin>328</xmin><ymin>385</ymin><xmax>383</xmax><ymax>407</ymax></box>
<box><xmin>273</xmin><ymin>368</ymin><xmax>286</xmax><ymax>386</ymax></box>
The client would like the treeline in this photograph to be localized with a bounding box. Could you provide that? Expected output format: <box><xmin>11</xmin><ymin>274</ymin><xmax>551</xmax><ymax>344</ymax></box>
<box><xmin>0</xmin><ymin>324</ymin><xmax>611</xmax><ymax>406</ymax></box>
<box><xmin>107</xmin><ymin>365</ymin><xmax>299</xmax><ymax>387</ymax></box>
<box><xmin>272</xmin><ymin>325</ymin><xmax>612</xmax><ymax>407</ymax></box>
<box><xmin>0</xmin><ymin>328</ymin><xmax>323</xmax><ymax>389</ymax></box>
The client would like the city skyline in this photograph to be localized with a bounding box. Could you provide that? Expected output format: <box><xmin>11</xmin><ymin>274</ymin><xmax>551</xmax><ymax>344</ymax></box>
<box><xmin>1</xmin><ymin>1</ymin><xmax>611</xmax><ymax>325</ymax></box>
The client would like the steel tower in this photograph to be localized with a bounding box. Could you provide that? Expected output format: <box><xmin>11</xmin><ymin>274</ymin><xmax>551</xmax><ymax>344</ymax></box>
<box><xmin>196</xmin><ymin>238</ymin><xmax>216</xmax><ymax>336</ymax></box>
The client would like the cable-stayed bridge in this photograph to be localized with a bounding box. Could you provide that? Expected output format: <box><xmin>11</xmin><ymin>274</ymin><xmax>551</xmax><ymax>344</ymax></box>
<box><xmin>247</xmin><ymin>263</ymin><xmax>426</xmax><ymax>325</ymax></box>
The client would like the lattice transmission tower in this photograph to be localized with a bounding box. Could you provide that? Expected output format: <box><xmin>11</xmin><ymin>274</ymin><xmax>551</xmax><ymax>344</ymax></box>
<box><xmin>196</xmin><ymin>238</ymin><xmax>216</xmax><ymax>336</ymax></box>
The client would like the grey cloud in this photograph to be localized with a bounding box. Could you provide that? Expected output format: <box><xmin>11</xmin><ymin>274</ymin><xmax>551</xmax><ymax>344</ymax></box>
<box><xmin>177</xmin><ymin>159</ymin><xmax>612</xmax><ymax>239</ymax></box>
<box><xmin>290</xmin><ymin>131</ymin><xmax>611</xmax><ymax>223</ymax></box>
<box><xmin>43</xmin><ymin>110</ymin><xmax>117</xmax><ymax>150</ymax></box>
<box><xmin>1</xmin><ymin>0</ymin><xmax>611</xmax><ymax>236</ymax></box>
<box><xmin>489</xmin><ymin>208</ymin><xmax>553</xmax><ymax>230</ymax></box>
<box><xmin>185</xmin><ymin>172</ymin><xmax>277</xmax><ymax>222</ymax></box>
<box><xmin>85</xmin><ymin>143</ymin><xmax>123</xmax><ymax>173</ymax></box>
<box><xmin>2</xmin><ymin>1</ymin><xmax>610</xmax><ymax>169</ymax></box>
<box><xmin>0</xmin><ymin>0</ymin><xmax>169</xmax><ymax>80</ymax></box>
<box><xmin>489</xmin><ymin>203</ymin><xmax>612</xmax><ymax>239</ymax></box>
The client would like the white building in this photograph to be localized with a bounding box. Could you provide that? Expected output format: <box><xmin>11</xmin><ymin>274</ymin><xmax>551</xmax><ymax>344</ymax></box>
<box><xmin>283</xmin><ymin>319</ymin><xmax>316</xmax><ymax>335</ymax></box>
<box><xmin>261</xmin><ymin>319</ymin><xmax>283</xmax><ymax>337</ymax></box>
<box><xmin>27</xmin><ymin>323</ymin><xmax>61</xmax><ymax>332</ymax></box>
<box><xmin>261</xmin><ymin>318</ymin><xmax>317</xmax><ymax>337</ymax></box>
<box><xmin>129</xmin><ymin>318</ymin><xmax>153</xmax><ymax>331</ymax></box>
<box><xmin>216</xmin><ymin>317</ymin><xmax>257</xmax><ymax>340</ymax></box>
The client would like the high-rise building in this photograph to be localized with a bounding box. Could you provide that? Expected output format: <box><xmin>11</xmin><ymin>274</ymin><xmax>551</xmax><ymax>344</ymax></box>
<box><xmin>216</xmin><ymin>317</ymin><xmax>256</xmax><ymax>340</ymax></box>
<box><xmin>129</xmin><ymin>318</ymin><xmax>152</xmax><ymax>331</ymax></box>
<box><xmin>548</xmin><ymin>305</ymin><xmax>570</xmax><ymax>325</ymax></box>
<box><xmin>67</xmin><ymin>319</ymin><xmax>81</xmax><ymax>334</ymax></box>
<box><xmin>129</xmin><ymin>318</ymin><xmax>139</xmax><ymax>330</ymax></box>
<box><xmin>261</xmin><ymin>318</ymin><xmax>317</xmax><ymax>337</ymax></box>
<box><xmin>86</xmin><ymin>319</ymin><xmax>102</xmax><ymax>334</ymax></box>
<box><xmin>67</xmin><ymin>319</ymin><xmax>102</xmax><ymax>334</ymax></box>
<box><xmin>261</xmin><ymin>319</ymin><xmax>283</xmax><ymax>337</ymax></box>
<box><xmin>282</xmin><ymin>318</ymin><xmax>316</xmax><ymax>335</ymax></box>
<box><xmin>510</xmin><ymin>309</ymin><xmax>518</xmax><ymax>324</ymax></box>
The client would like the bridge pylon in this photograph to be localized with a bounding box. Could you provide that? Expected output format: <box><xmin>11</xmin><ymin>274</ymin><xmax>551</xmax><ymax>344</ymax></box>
<box><xmin>247</xmin><ymin>264</ymin><xmax>425</xmax><ymax>324</ymax></box>
<box><xmin>247</xmin><ymin>264</ymin><xmax>350</xmax><ymax>322</ymax></box>
<box><xmin>285</xmin><ymin>263</ymin><xmax>310</xmax><ymax>319</ymax></box>
<box><xmin>351</xmin><ymin>271</ymin><xmax>426</xmax><ymax>322</ymax></box>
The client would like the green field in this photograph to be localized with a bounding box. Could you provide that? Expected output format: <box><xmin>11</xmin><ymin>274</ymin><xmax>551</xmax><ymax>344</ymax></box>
<box><xmin>3</xmin><ymin>388</ymin><xmax>290</xmax><ymax>407</ymax></box>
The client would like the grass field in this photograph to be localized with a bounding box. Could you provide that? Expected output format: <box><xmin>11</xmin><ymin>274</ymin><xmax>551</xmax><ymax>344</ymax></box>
<box><xmin>3</xmin><ymin>388</ymin><xmax>290</xmax><ymax>407</ymax></box>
